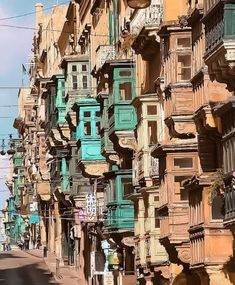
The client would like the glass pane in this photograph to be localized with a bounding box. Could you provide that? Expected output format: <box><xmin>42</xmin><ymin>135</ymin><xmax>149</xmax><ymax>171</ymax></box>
<box><xmin>82</xmin><ymin>75</ymin><xmax>88</xmax><ymax>89</ymax></box>
<box><xmin>147</xmin><ymin>105</ymin><xmax>157</xmax><ymax>115</ymax></box>
<box><xmin>177</xmin><ymin>55</ymin><xmax>191</xmax><ymax>81</ymax></box>
<box><xmin>174</xmin><ymin>176</ymin><xmax>191</xmax><ymax>201</ymax></box>
<box><xmin>82</xmin><ymin>64</ymin><xmax>87</xmax><ymax>71</ymax></box>
<box><xmin>174</xmin><ymin>157</ymin><xmax>193</xmax><ymax>168</ymax></box>
<box><xmin>84</xmin><ymin>111</ymin><xmax>90</xmax><ymax>117</ymax></box>
<box><xmin>84</xmin><ymin>122</ymin><xmax>91</xmax><ymax>135</ymax></box>
<box><xmin>72</xmin><ymin>75</ymin><xmax>78</xmax><ymax>90</ymax></box>
<box><xmin>155</xmin><ymin>208</ymin><xmax>160</xmax><ymax>228</ymax></box>
<box><xmin>177</xmin><ymin>38</ymin><xmax>191</xmax><ymax>48</ymax></box>
<box><xmin>122</xmin><ymin>177</ymin><xmax>133</xmax><ymax>198</ymax></box>
<box><xmin>119</xmin><ymin>71</ymin><xmax>131</xmax><ymax>77</ymax></box>
<box><xmin>148</xmin><ymin>121</ymin><xmax>158</xmax><ymax>144</ymax></box>
<box><xmin>72</xmin><ymin>65</ymin><xmax>77</xmax><ymax>72</ymax></box>
<box><xmin>96</xmin><ymin>122</ymin><xmax>100</xmax><ymax>135</ymax></box>
<box><xmin>119</xmin><ymin>82</ymin><xmax>132</xmax><ymax>100</ymax></box>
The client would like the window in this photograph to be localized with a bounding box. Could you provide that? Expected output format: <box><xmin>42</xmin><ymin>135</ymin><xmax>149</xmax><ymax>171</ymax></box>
<box><xmin>61</xmin><ymin>81</ymin><xmax>66</xmax><ymax>103</ymax></box>
<box><xmin>72</xmin><ymin>65</ymin><xmax>77</xmax><ymax>72</ymax></box>
<box><xmin>155</xmin><ymin>208</ymin><xmax>160</xmax><ymax>228</ymax></box>
<box><xmin>72</xmin><ymin>75</ymin><xmax>78</xmax><ymax>90</ymax></box>
<box><xmin>147</xmin><ymin>105</ymin><xmax>157</xmax><ymax>115</ymax></box>
<box><xmin>122</xmin><ymin>178</ymin><xmax>133</xmax><ymax>198</ymax></box>
<box><xmin>82</xmin><ymin>75</ymin><xmax>88</xmax><ymax>89</ymax></box>
<box><xmin>96</xmin><ymin>122</ymin><xmax>100</xmax><ymax>135</ymax></box>
<box><xmin>84</xmin><ymin>122</ymin><xmax>91</xmax><ymax>135</ymax></box>
<box><xmin>119</xmin><ymin>82</ymin><xmax>132</xmax><ymax>100</ymax></box>
<box><xmin>177</xmin><ymin>38</ymin><xmax>191</xmax><ymax>48</ymax></box>
<box><xmin>212</xmin><ymin>194</ymin><xmax>224</xmax><ymax>220</ymax></box>
<box><xmin>174</xmin><ymin>176</ymin><xmax>190</xmax><ymax>201</ymax></box>
<box><xmin>154</xmin><ymin>196</ymin><xmax>159</xmax><ymax>202</ymax></box>
<box><xmin>119</xmin><ymin>71</ymin><xmax>131</xmax><ymax>77</ymax></box>
<box><xmin>148</xmin><ymin>121</ymin><xmax>158</xmax><ymax>144</ymax></box>
<box><xmin>177</xmin><ymin>55</ymin><xmax>191</xmax><ymax>81</ymax></box>
<box><xmin>84</xmin><ymin>111</ymin><xmax>90</xmax><ymax>117</ymax></box>
<box><xmin>174</xmin><ymin>157</ymin><xmax>193</xmax><ymax>169</ymax></box>
<box><xmin>82</xmin><ymin>64</ymin><xmax>87</xmax><ymax>72</ymax></box>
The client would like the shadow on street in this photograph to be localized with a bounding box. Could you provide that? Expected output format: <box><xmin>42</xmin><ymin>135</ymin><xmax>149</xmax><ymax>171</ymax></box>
<box><xmin>0</xmin><ymin>251</ymin><xmax>57</xmax><ymax>285</ymax></box>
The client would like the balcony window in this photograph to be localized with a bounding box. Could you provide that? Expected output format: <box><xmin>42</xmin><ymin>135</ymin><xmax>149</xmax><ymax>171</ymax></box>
<box><xmin>72</xmin><ymin>75</ymin><xmax>78</xmax><ymax>90</ymax></box>
<box><xmin>119</xmin><ymin>71</ymin><xmax>131</xmax><ymax>77</ymax></box>
<box><xmin>148</xmin><ymin>121</ymin><xmax>158</xmax><ymax>144</ymax></box>
<box><xmin>96</xmin><ymin>122</ymin><xmax>100</xmax><ymax>135</ymax></box>
<box><xmin>177</xmin><ymin>38</ymin><xmax>191</xmax><ymax>48</ymax></box>
<box><xmin>174</xmin><ymin>176</ymin><xmax>191</xmax><ymax>201</ymax></box>
<box><xmin>155</xmin><ymin>208</ymin><xmax>160</xmax><ymax>228</ymax></box>
<box><xmin>147</xmin><ymin>105</ymin><xmax>157</xmax><ymax>115</ymax></box>
<box><xmin>119</xmin><ymin>82</ymin><xmax>132</xmax><ymax>101</ymax></box>
<box><xmin>122</xmin><ymin>177</ymin><xmax>133</xmax><ymax>199</ymax></box>
<box><xmin>212</xmin><ymin>194</ymin><xmax>224</xmax><ymax>220</ymax></box>
<box><xmin>177</xmin><ymin>55</ymin><xmax>191</xmax><ymax>81</ymax></box>
<box><xmin>174</xmin><ymin>157</ymin><xmax>193</xmax><ymax>169</ymax></box>
<box><xmin>84</xmin><ymin>122</ymin><xmax>91</xmax><ymax>135</ymax></box>
<box><xmin>82</xmin><ymin>75</ymin><xmax>88</xmax><ymax>89</ymax></box>
<box><xmin>72</xmin><ymin>65</ymin><xmax>77</xmax><ymax>72</ymax></box>
<box><xmin>82</xmin><ymin>64</ymin><xmax>87</xmax><ymax>72</ymax></box>
<box><xmin>61</xmin><ymin>81</ymin><xmax>66</xmax><ymax>103</ymax></box>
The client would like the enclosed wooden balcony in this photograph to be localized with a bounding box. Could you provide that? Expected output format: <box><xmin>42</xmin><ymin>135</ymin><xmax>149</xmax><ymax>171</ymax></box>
<box><xmin>203</xmin><ymin>1</ymin><xmax>235</xmax><ymax>90</ymax></box>
<box><xmin>96</xmin><ymin>45</ymin><xmax>115</xmax><ymax>71</ymax></box>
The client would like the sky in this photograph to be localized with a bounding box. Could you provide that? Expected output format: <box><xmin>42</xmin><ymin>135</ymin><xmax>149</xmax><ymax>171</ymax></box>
<box><xmin>0</xmin><ymin>0</ymin><xmax>68</xmax><ymax>211</ymax></box>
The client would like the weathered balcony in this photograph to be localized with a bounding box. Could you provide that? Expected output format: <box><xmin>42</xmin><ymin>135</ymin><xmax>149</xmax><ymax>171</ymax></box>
<box><xmin>130</xmin><ymin>0</ymin><xmax>162</xmax><ymax>59</ymax></box>
<box><xmin>203</xmin><ymin>1</ymin><xmax>235</xmax><ymax>90</ymax></box>
<box><xmin>224</xmin><ymin>179</ymin><xmax>235</xmax><ymax>227</ymax></box>
<box><xmin>96</xmin><ymin>45</ymin><xmax>115</xmax><ymax>71</ymax></box>
<box><xmin>130</xmin><ymin>0</ymin><xmax>162</xmax><ymax>35</ymax></box>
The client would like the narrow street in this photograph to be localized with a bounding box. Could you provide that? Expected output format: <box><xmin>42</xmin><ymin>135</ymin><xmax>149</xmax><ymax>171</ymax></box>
<box><xmin>0</xmin><ymin>250</ymin><xmax>57</xmax><ymax>285</ymax></box>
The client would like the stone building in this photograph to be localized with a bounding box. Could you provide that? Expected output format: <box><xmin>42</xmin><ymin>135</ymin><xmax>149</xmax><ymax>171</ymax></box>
<box><xmin>8</xmin><ymin>1</ymin><xmax>235</xmax><ymax>285</ymax></box>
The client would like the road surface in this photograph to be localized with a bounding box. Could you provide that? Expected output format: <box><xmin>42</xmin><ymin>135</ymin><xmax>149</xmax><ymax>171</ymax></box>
<box><xmin>0</xmin><ymin>250</ymin><xmax>57</xmax><ymax>285</ymax></box>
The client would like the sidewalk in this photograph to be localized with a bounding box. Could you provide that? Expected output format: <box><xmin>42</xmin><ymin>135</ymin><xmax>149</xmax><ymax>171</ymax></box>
<box><xmin>25</xmin><ymin>249</ymin><xmax>80</xmax><ymax>285</ymax></box>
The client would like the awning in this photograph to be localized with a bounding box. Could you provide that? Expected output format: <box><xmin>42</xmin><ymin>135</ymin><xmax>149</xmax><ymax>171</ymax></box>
<box><xmin>29</xmin><ymin>212</ymin><xmax>40</xmax><ymax>224</ymax></box>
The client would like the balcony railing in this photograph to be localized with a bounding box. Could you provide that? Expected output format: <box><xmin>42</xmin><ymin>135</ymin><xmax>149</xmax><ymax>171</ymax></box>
<box><xmin>130</xmin><ymin>0</ymin><xmax>163</xmax><ymax>35</ymax></box>
<box><xmin>150</xmin><ymin>157</ymin><xmax>159</xmax><ymax>178</ymax></box>
<box><xmin>204</xmin><ymin>0</ymin><xmax>220</xmax><ymax>14</ymax></box>
<box><xmin>224</xmin><ymin>180</ymin><xmax>235</xmax><ymax>225</ymax></box>
<box><xmin>96</xmin><ymin>45</ymin><xmax>115</xmax><ymax>71</ymax></box>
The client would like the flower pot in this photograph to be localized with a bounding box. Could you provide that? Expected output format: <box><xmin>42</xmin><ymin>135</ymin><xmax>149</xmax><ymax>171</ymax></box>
<box><xmin>127</xmin><ymin>0</ymin><xmax>151</xmax><ymax>9</ymax></box>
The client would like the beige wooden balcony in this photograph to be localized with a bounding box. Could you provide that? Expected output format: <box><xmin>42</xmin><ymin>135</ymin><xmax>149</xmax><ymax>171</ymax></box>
<box><xmin>130</xmin><ymin>0</ymin><xmax>163</xmax><ymax>35</ymax></box>
<box><xmin>96</xmin><ymin>45</ymin><xmax>115</xmax><ymax>71</ymax></box>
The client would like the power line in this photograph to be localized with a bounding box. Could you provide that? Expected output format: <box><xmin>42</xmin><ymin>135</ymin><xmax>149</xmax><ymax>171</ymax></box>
<box><xmin>0</xmin><ymin>23</ymin><xmax>111</xmax><ymax>38</ymax></box>
<box><xmin>0</xmin><ymin>1</ymin><xmax>70</xmax><ymax>22</ymax></box>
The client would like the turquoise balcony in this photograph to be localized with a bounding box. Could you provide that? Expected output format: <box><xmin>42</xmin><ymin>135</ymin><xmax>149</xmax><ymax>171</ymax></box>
<box><xmin>104</xmin><ymin>170</ymin><xmax>134</xmax><ymax>230</ymax></box>
<box><xmin>73</xmin><ymin>98</ymin><xmax>104</xmax><ymax>162</ymax></box>
<box><xmin>61</xmin><ymin>157</ymin><xmax>70</xmax><ymax>193</ymax></box>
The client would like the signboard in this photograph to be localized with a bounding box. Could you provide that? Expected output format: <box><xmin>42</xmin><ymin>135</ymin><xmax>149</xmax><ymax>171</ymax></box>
<box><xmin>104</xmin><ymin>274</ymin><xmax>114</xmax><ymax>285</ymax></box>
<box><xmin>86</xmin><ymin>194</ymin><xmax>97</xmax><ymax>221</ymax></box>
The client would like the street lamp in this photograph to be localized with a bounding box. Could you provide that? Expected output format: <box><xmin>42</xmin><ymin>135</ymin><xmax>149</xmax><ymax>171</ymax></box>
<box><xmin>7</xmin><ymin>135</ymin><xmax>16</xmax><ymax>155</ymax></box>
<box><xmin>0</xmin><ymin>139</ymin><xmax>6</xmax><ymax>156</ymax></box>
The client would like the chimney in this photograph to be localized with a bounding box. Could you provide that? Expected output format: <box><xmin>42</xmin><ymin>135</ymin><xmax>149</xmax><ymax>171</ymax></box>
<box><xmin>35</xmin><ymin>3</ymin><xmax>43</xmax><ymax>30</ymax></box>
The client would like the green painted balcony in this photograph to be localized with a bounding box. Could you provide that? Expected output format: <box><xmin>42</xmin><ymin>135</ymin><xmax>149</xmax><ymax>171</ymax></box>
<box><xmin>203</xmin><ymin>1</ymin><xmax>235</xmax><ymax>89</ymax></box>
<box><xmin>73</xmin><ymin>98</ymin><xmax>103</xmax><ymax>162</ymax></box>
<box><xmin>104</xmin><ymin>170</ymin><xmax>134</xmax><ymax>231</ymax></box>
<box><xmin>44</xmin><ymin>74</ymin><xmax>66</xmax><ymax>136</ymax></box>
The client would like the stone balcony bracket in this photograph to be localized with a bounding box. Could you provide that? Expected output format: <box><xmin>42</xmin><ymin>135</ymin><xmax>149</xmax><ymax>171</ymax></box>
<box><xmin>81</xmin><ymin>161</ymin><xmax>108</xmax><ymax>178</ymax></box>
<box><xmin>193</xmin><ymin>104</ymin><xmax>220</xmax><ymax>136</ymax></box>
<box><xmin>114</xmin><ymin>131</ymin><xmax>138</xmax><ymax>152</ymax></box>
